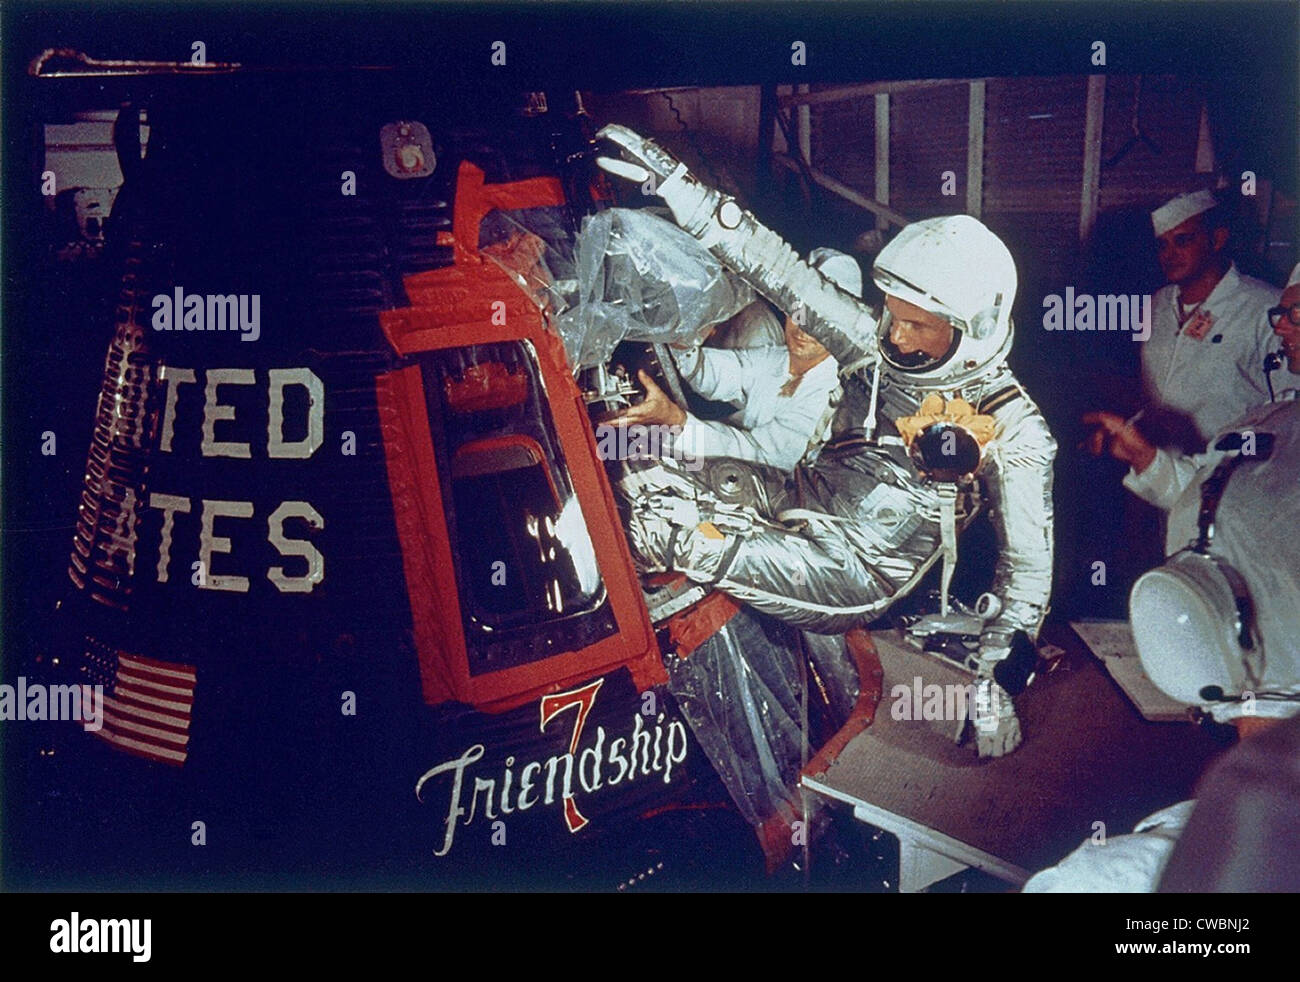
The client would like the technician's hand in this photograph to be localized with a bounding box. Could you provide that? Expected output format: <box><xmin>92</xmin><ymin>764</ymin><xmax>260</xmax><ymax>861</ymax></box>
<box><xmin>1080</xmin><ymin>411</ymin><xmax>1157</xmax><ymax>473</ymax></box>
<box><xmin>616</xmin><ymin>370</ymin><xmax>687</xmax><ymax>428</ymax></box>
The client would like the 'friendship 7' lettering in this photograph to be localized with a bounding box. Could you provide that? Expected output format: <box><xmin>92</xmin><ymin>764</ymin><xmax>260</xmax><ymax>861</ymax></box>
<box><xmin>415</xmin><ymin>678</ymin><xmax>689</xmax><ymax>856</ymax></box>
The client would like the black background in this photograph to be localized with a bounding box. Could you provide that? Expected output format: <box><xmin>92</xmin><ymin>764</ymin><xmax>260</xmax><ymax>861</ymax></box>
<box><xmin>1</xmin><ymin>0</ymin><xmax>1297</xmax><ymax>956</ymax></box>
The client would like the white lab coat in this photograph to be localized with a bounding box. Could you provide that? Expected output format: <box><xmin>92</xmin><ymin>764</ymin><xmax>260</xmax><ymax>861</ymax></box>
<box><xmin>1124</xmin><ymin>397</ymin><xmax>1300</xmax><ymax>711</ymax></box>
<box><xmin>668</xmin><ymin>344</ymin><xmax>839</xmax><ymax>472</ymax></box>
<box><xmin>1021</xmin><ymin>800</ymin><xmax>1194</xmax><ymax>893</ymax></box>
<box><xmin>1141</xmin><ymin>263</ymin><xmax>1279</xmax><ymax>446</ymax></box>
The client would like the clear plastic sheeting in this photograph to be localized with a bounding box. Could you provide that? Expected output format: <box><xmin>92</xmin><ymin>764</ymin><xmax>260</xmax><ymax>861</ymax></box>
<box><xmin>664</xmin><ymin>606</ymin><xmax>859</xmax><ymax>831</ymax></box>
<box><xmin>554</xmin><ymin>207</ymin><xmax>755</xmax><ymax>370</ymax></box>
<box><xmin>478</xmin><ymin>206</ymin><xmax>580</xmax><ymax>317</ymax></box>
<box><xmin>801</xmin><ymin>630</ymin><xmax>860</xmax><ymax>725</ymax></box>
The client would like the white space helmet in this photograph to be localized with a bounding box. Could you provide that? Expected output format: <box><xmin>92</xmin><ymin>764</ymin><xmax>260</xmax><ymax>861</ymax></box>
<box><xmin>809</xmin><ymin>247</ymin><xmax>863</xmax><ymax>298</ymax></box>
<box><xmin>1129</xmin><ymin>425</ymin><xmax>1300</xmax><ymax>722</ymax></box>
<box><xmin>1130</xmin><ymin>552</ymin><xmax>1262</xmax><ymax>718</ymax></box>
<box><xmin>872</xmin><ymin>215</ymin><xmax>1017</xmax><ymax>387</ymax></box>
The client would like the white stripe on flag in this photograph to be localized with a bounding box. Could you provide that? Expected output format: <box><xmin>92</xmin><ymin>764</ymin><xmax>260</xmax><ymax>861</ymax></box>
<box><xmin>103</xmin><ymin>695</ymin><xmax>191</xmax><ymax>730</ymax></box>
<box><xmin>96</xmin><ymin>728</ymin><xmax>188</xmax><ymax>764</ymax></box>
<box><xmin>116</xmin><ymin>671</ymin><xmax>195</xmax><ymax>697</ymax></box>
<box><xmin>112</xmin><ymin>687</ymin><xmax>192</xmax><ymax>714</ymax></box>
<box><xmin>102</xmin><ymin>710</ymin><xmax>190</xmax><ymax>747</ymax></box>
<box><xmin>118</xmin><ymin>655</ymin><xmax>198</xmax><ymax>683</ymax></box>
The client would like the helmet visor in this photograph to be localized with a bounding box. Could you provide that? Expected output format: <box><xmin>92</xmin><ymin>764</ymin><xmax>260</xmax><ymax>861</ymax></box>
<box><xmin>876</xmin><ymin>308</ymin><xmax>962</xmax><ymax>374</ymax></box>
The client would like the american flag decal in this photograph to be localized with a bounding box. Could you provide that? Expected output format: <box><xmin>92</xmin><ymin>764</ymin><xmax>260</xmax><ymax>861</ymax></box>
<box><xmin>86</xmin><ymin>645</ymin><xmax>197</xmax><ymax>766</ymax></box>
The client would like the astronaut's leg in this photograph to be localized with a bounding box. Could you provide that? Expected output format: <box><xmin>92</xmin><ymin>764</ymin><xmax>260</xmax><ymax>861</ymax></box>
<box><xmin>616</xmin><ymin>458</ymin><xmax>738</xmax><ymax>577</ymax></box>
<box><xmin>615</xmin><ymin>457</ymin><xmax>940</xmax><ymax>635</ymax></box>
<box><xmin>714</xmin><ymin>509</ymin><xmax>939</xmax><ymax>634</ymax></box>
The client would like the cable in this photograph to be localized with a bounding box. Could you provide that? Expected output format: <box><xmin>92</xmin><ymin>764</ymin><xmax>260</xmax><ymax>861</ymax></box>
<box><xmin>659</xmin><ymin>92</ymin><xmax>725</xmax><ymax>190</ymax></box>
<box><xmin>797</xmin><ymin>629</ymin><xmax>812</xmax><ymax>884</ymax></box>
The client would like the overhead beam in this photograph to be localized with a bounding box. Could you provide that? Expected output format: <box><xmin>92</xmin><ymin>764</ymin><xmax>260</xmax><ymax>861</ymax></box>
<box><xmin>780</xmin><ymin>78</ymin><xmax>983</xmax><ymax>109</ymax></box>
<box><xmin>875</xmin><ymin>93</ymin><xmax>890</xmax><ymax>208</ymax></box>
<box><xmin>774</xmin><ymin>153</ymin><xmax>911</xmax><ymax>229</ymax></box>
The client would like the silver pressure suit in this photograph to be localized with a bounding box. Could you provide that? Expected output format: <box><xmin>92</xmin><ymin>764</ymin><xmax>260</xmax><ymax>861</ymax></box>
<box><xmin>603</xmin><ymin>127</ymin><xmax>1056</xmax><ymax>653</ymax></box>
<box><xmin>626</xmin><ymin>360</ymin><xmax>1056</xmax><ymax>646</ymax></box>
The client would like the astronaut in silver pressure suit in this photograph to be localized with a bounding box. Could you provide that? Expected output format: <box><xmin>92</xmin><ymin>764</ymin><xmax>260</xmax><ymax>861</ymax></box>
<box><xmin>597</xmin><ymin>126</ymin><xmax>1057</xmax><ymax>757</ymax></box>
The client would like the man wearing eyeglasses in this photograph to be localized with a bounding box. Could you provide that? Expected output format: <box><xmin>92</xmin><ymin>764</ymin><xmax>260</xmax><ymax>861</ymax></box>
<box><xmin>1267</xmin><ymin>264</ymin><xmax>1300</xmax><ymax>384</ymax></box>
<box><xmin>1141</xmin><ymin>190</ymin><xmax>1281</xmax><ymax>451</ymax></box>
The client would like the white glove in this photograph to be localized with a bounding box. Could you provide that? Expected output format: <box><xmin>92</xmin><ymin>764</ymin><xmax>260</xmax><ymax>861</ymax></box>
<box><xmin>597</xmin><ymin>125</ymin><xmax>721</xmax><ymax>240</ymax></box>
<box><xmin>955</xmin><ymin>675</ymin><xmax>1022</xmax><ymax>759</ymax></box>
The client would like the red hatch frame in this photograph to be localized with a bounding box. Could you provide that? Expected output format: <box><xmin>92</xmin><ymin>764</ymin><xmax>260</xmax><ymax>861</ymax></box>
<box><xmin>377</xmin><ymin>161</ymin><xmax>665</xmax><ymax>714</ymax></box>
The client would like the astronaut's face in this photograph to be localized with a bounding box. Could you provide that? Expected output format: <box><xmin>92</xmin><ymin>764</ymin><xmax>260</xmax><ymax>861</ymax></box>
<box><xmin>884</xmin><ymin>295</ymin><xmax>955</xmax><ymax>360</ymax></box>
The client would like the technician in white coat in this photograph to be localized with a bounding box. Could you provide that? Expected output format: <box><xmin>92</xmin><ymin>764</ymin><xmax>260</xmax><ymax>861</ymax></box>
<box><xmin>1038</xmin><ymin>265</ymin><xmax>1300</xmax><ymax>892</ymax></box>
<box><xmin>1087</xmin><ymin>263</ymin><xmax>1300</xmax><ymax>709</ymax></box>
<box><xmin>1086</xmin><ymin>395</ymin><xmax>1300</xmax><ymax>712</ymax></box>
<box><xmin>1141</xmin><ymin>190</ymin><xmax>1279</xmax><ymax>449</ymax></box>
<box><xmin>617</xmin><ymin>248</ymin><xmax>856</xmax><ymax>472</ymax></box>
<box><xmin>1028</xmin><ymin>382</ymin><xmax>1300</xmax><ymax>890</ymax></box>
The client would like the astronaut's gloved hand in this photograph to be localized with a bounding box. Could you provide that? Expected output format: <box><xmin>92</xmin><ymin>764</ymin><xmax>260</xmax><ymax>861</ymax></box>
<box><xmin>595</xmin><ymin>125</ymin><xmax>682</xmax><ymax>185</ymax></box>
<box><xmin>615</xmin><ymin>460</ymin><xmax>701</xmax><ymax>572</ymax></box>
<box><xmin>596</xmin><ymin>124</ymin><xmax>880</xmax><ymax>370</ymax></box>
<box><xmin>614</xmin><ymin>460</ymin><xmax>738</xmax><ymax>581</ymax></box>
<box><xmin>956</xmin><ymin>673</ymin><xmax>1022</xmax><ymax>759</ymax></box>
<box><xmin>953</xmin><ymin>639</ymin><xmax>1022</xmax><ymax>758</ymax></box>
<box><xmin>974</xmin><ymin>676</ymin><xmax>1022</xmax><ymax>758</ymax></box>
<box><xmin>596</xmin><ymin>125</ymin><xmax>721</xmax><ymax>240</ymax></box>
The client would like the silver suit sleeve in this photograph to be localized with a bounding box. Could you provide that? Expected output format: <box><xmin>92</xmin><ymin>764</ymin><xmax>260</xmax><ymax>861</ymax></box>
<box><xmin>597</xmin><ymin>126</ymin><xmax>878</xmax><ymax>369</ymax></box>
<box><xmin>979</xmin><ymin>393</ymin><xmax>1058</xmax><ymax>643</ymax></box>
<box><xmin>658</xmin><ymin>164</ymin><xmax>879</xmax><ymax>370</ymax></box>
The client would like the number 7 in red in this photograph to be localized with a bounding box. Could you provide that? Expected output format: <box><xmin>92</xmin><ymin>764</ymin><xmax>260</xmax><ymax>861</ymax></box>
<box><xmin>539</xmin><ymin>678</ymin><xmax>605</xmax><ymax>833</ymax></box>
